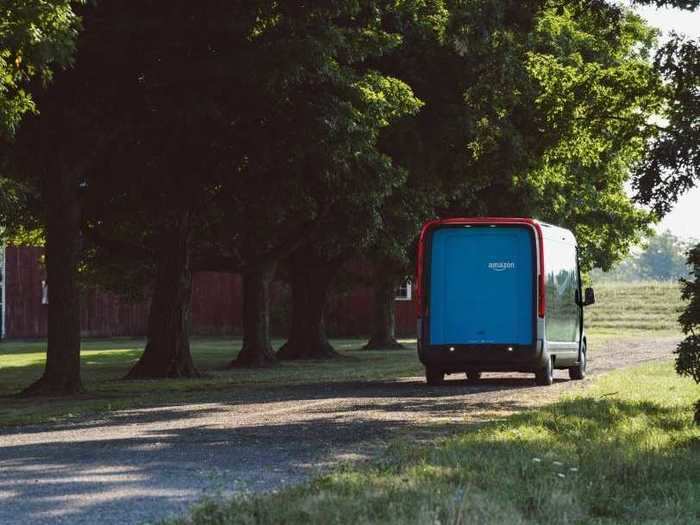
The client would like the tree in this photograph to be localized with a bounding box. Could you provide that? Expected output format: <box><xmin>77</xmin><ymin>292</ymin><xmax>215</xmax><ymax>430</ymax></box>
<box><xmin>518</xmin><ymin>7</ymin><xmax>662</xmax><ymax>272</ymax></box>
<box><xmin>634</xmin><ymin>34</ymin><xmax>700</xmax><ymax>215</ymax></box>
<box><xmin>361</xmin><ymin>0</ymin><xmax>548</xmax><ymax>349</ymax></box>
<box><xmin>676</xmin><ymin>245</ymin><xmax>700</xmax><ymax>424</ymax></box>
<box><xmin>124</xmin><ymin>214</ymin><xmax>199</xmax><ymax>379</ymax></box>
<box><xmin>363</xmin><ymin>256</ymin><xmax>410</xmax><ymax>350</ymax></box>
<box><xmin>360</xmin><ymin>2</ymin><xmax>664</xmax><ymax>348</ymax></box>
<box><xmin>638</xmin><ymin>230</ymin><xmax>689</xmax><ymax>280</ymax></box>
<box><xmin>73</xmin><ymin>1</ymin><xmax>258</xmax><ymax>378</ymax></box>
<box><xmin>631</xmin><ymin>4</ymin><xmax>699</xmax><ymax>218</ymax></box>
<box><xmin>12</xmin><ymin>61</ymin><xmax>104</xmax><ymax>395</ymax></box>
<box><xmin>625</xmin><ymin>3</ymin><xmax>700</xmax><ymax>422</ymax></box>
<box><xmin>590</xmin><ymin>257</ymin><xmax>641</xmax><ymax>283</ymax></box>
<box><xmin>590</xmin><ymin>230</ymin><xmax>691</xmax><ymax>282</ymax></box>
<box><xmin>1</xmin><ymin>0</ymin><xmax>83</xmax><ymax>395</ymax></box>
<box><xmin>214</xmin><ymin>2</ymin><xmax>421</xmax><ymax>366</ymax></box>
<box><xmin>0</xmin><ymin>1</ymin><xmax>81</xmax><ymax>137</ymax></box>
<box><xmin>274</xmin><ymin>2</ymin><xmax>447</xmax><ymax>360</ymax></box>
<box><xmin>276</xmin><ymin>164</ymin><xmax>413</xmax><ymax>360</ymax></box>
<box><xmin>38</xmin><ymin>1</ymin><xmax>420</xmax><ymax>371</ymax></box>
<box><xmin>7</xmin><ymin>2</ymin><xmax>260</xmax><ymax>380</ymax></box>
<box><xmin>276</xmin><ymin>248</ymin><xmax>343</xmax><ymax>360</ymax></box>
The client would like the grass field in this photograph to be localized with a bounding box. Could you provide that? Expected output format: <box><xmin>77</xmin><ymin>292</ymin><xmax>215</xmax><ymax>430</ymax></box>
<box><xmin>0</xmin><ymin>338</ymin><xmax>424</xmax><ymax>427</ymax></box>
<box><xmin>169</xmin><ymin>361</ymin><xmax>700</xmax><ymax>525</ymax></box>
<box><xmin>587</xmin><ymin>281</ymin><xmax>684</xmax><ymax>335</ymax></box>
<box><xmin>0</xmin><ymin>281</ymin><xmax>685</xmax><ymax>427</ymax></box>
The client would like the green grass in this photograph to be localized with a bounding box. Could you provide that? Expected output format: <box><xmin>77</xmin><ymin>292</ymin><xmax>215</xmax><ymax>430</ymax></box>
<box><xmin>587</xmin><ymin>281</ymin><xmax>684</xmax><ymax>336</ymax></box>
<box><xmin>0</xmin><ymin>337</ymin><xmax>423</xmax><ymax>427</ymax></box>
<box><xmin>0</xmin><ymin>280</ymin><xmax>685</xmax><ymax>427</ymax></box>
<box><xmin>169</xmin><ymin>362</ymin><xmax>700</xmax><ymax>525</ymax></box>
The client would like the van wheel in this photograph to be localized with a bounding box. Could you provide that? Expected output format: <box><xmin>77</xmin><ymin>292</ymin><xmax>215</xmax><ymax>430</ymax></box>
<box><xmin>569</xmin><ymin>342</ymin><xmax>587</xmax><ymax>380</ymax></box>
<box><xmin>466</xmin><ymin>371</ymin><xmax>481</xmax><ymax>382</ymax></box>
<box><xmin>426</xmin><ymin>367</ymin><xmax>445</xmax><ymax>386</ymax></box>
<box><xmin>535</xmin><ymin>355</ymin><xmax>554</xmax><ymax>386</ymax></box>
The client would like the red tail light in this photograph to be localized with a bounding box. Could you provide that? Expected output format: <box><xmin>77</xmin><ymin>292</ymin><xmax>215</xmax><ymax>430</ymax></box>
<box><xmin>535</xmin><ymin>223</ymin><xmax>546</xmax><ymax>318</ymax></box>
<box><xmin>538</xmin><ymin>273</ymin><xmax>546</xmax><ymax>318</ymax></box>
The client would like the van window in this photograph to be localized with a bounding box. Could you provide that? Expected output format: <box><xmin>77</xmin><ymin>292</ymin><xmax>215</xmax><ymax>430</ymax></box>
<box><xmin>545</xmin><ymin>240</ymin><xmax>579</xmax><ymax>342</ymax></box>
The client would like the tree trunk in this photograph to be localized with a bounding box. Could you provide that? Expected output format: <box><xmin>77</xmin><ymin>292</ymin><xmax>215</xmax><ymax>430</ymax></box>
<box><xmin>277</xmin><ymin>255</ymin><xmax>338</xmax><ymax>360</ymax></box>
<box><xmin>363</xmin><ymin>271</ymin><xmax>404</xmax><ymax>350</ymax></box>
<box><xmin>229</xmin><ymin>260</ymin><xmax>277</xmax><ymax>368</ymax></box>
<box><xmin>22</xmin><ymin>171</ymin><xmax>83</xmax><ymax>396</ymax></box>
<box><xmin>126</xmin><ymin>214</ymin><xmax>199</xmax><ymax>379</ymax></box>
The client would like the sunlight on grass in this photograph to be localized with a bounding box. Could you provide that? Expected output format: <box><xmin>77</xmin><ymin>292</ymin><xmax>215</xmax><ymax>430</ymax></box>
<box><xmin>0</xmin><ymin>338</ymin><xmax>424</xmax><ymax>426</ymax></box>
<box><xmin>0</xmin><ymin>279</ymin><xmax>685</xmax><ymax>427</ymax></box>
<box><xmin>0</xmin><ymin>328</ymin><xmax>682</xmax><ymax>428</ymax></box>
<box><xmin>169</xmin><ymin>362</ymin><xmax>700</xmax><ymax>525</ymax></box>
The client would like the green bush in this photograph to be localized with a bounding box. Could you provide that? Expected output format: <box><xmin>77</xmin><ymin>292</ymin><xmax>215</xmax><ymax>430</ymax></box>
<box><xmin>676</xmin><ymin>244</ymin><xmax>700</xmax><ymax>424</ymax></box>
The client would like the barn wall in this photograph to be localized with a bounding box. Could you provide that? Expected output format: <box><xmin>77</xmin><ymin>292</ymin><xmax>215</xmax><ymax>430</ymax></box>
<box><xmin>191</xmin><ymin>272</ymin><xmax>241</xmax><ymax>335</ymax></box>
<box><xmin>4</xmin><ymin>247</ymin><xmax>150</xmax><ymax>338</ymax></box>
<box><xmin>3</xmin><ymin>247</ymin><xmax>418</xmax><ymax>339</ymax></box>
<box><xmin>79</xmin><ymin>288</ymin><xmax>150</xmax><ymax>337</ymax></box>
<box><xmin>4</xmin><ymin>247</ymin><xmax>47</xmax><ymax>338</ymax></box>
<box><xmin>324</xmin><ymin>287</ymin><xmax>416</xmax><ymax>338</ymax></box>
<box><xmin>326</xmin><ymin>286</ymin><xmax>372</xmax><ymax>337</ymax></box>
<box><xmin>396</xmin><ymin>299</ymin><xmax>417</xmax><ymax>337</ymax></box>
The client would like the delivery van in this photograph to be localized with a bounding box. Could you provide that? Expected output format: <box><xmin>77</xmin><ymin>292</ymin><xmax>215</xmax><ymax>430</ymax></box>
<box><xmin>416</xmin><ymin>217</ymin><xmax>595</xmax><ymax>386</ymax></box>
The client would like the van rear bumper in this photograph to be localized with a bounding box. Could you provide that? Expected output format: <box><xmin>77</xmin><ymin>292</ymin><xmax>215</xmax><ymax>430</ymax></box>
<box><xmin>418</xmin><ymin>341</ymin><xmax>544</xmax><ymax>373</ymax></box>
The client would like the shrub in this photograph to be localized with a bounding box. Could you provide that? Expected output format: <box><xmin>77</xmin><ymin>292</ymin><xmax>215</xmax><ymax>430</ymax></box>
<box><xmin>676</xmin><ymin>244</ymin><xmax>700</xmax><ymax>424</ymax></box>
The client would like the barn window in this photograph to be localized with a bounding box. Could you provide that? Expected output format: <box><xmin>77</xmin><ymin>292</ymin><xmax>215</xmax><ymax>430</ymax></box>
<box><xmin>395</xmin><ymin>281</ymin><xmax>412</xmax><ymax>301</ymax></box>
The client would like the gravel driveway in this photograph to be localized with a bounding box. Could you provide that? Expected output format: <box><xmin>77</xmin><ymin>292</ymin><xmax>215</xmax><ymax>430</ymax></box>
<box><xmin>0</xmin><ymin>337</ymin><xmax>678</xmax><ymax>525</ymax></box>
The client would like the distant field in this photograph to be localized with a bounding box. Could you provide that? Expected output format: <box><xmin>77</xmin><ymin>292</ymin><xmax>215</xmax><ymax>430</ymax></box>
<box><xmin>587</xmin><ymin>281</ymin><xmax>684</xmax><ymax>336</ymax></box>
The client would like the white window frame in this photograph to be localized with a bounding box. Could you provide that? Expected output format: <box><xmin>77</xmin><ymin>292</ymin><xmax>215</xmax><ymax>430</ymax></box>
<box><xmin>41</xmin><ymin>280</ymin><xmax>49</xmax><ymax>305</ymax></box>
<box><xmin>395</xmin><ymin>281</ymin><xmax>412</xmax><ymax>301</ymax></box>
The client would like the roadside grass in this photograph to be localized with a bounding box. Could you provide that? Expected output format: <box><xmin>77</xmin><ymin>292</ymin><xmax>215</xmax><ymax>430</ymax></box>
<box><xmin>0</xmin><ymin>338</ymin><xmax>423</xmax><ymax>427</ymax></box>
<box><xmin>169</xmin><ymin>361</ymin><xmax>700</xmax><ymax>525</ymax></box>
<box><xmin>0</xmin><ymin>331</ymin><xmax>663</xmax><ymax>427</ymax></box>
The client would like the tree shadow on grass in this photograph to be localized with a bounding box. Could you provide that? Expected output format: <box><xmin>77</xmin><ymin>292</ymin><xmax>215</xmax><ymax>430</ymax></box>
<box><xmin>0</xmin><ymin>396</ymin><xmax>697</xmax><ymax>525</ymax></box>
<box><xmin>0</xmin><ymin>372</ymin><xmax>563</xmax><ymax>440</ymax></box>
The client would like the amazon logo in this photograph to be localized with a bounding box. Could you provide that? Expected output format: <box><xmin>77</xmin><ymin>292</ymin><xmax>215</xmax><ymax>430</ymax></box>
<box><xmin>488</xmin><ymin>261</ymin><xmax>515</xmax><ymax>272</ymax></box>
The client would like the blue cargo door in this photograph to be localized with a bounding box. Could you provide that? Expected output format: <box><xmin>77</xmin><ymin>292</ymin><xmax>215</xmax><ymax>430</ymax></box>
<box><xmin>428</xmin><ymin>226</ymin><xmax>534</xmax><ymax>345</ymax></box>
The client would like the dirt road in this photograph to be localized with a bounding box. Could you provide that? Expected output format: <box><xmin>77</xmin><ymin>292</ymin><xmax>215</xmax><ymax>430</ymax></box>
<box><xmin>0</xmin><ymin>337</ymin><xmax>678</xmax><ymax>525</ymax></box>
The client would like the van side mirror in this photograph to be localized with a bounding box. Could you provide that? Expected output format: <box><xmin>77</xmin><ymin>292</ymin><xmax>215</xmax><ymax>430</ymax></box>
<box><xmin>583</xmin><ymin>287</ymin><xmax>595</xmax><ymax>306</ymax></box>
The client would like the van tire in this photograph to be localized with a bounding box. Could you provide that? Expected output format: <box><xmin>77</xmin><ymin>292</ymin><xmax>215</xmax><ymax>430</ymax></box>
<box><xmin>535</xmin><ymin>355</ymin><xmax>554</xmax><ymax>386</ymax></box>
<box><xmin>569</xmin><ymin>342</ymin><xmax>587</xmax><ymax>380</ymax></box>
<box><xmin>466</xmin><ymin>371</ymin><xmax>481</xmax><ymax>382</ymax></box>
<box><xmin>426</xmin><ymin>367</ymin><xmax>445</xmax><ymax>386</ymax></box>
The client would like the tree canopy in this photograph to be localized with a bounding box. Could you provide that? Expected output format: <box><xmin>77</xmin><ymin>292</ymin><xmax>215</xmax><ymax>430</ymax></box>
<box><xmin>0</xmin><ymin>0</ymin><xmax>82</xmax><ymax>232</ymax></box>
<box><xmin>592</xmin><ymin>230</ymin><xmax>692</xmax><ymax>282</ymax></box>
<box><xmin>0</xmin><ymin>0</ymin><xmax>81</xmax><ymax>138</ymax></box>
<box><xmin>2</xmin><ymin>0</ymin><xmax>700</xmax><ymax>394</ymax></box>
<box><xmin>521</xmin><ymin>7</ymin><xmax>663</xmax><ymax>271</ymax></box>
<box><xmin>634</xmin><ymin>34</ymin><xmax>700</xmax><ymax>215</ymax></box>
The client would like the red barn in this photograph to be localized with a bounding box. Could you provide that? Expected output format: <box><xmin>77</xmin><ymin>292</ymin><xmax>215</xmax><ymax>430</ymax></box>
<box><xmin>0</xmin><ymin>246</ymin><xmax>416</xmax><ymax>340</ymax></box>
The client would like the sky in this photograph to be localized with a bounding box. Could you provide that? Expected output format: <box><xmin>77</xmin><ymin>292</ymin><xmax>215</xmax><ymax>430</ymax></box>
<box><xmin>633</xmin><ymin>4</ymin><xmax>700</xmax><ymax>240</ymax></box>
